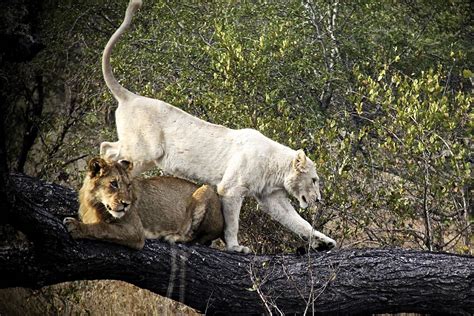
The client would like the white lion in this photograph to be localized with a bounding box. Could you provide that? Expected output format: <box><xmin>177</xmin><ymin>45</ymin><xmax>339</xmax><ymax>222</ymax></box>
<box><xmin>100</xmin><ymin>0</ymin><xmax>336</xmax><ymax>253</ymax></box>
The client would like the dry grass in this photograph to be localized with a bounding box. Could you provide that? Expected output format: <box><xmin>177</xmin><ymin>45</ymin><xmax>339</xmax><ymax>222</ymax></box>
<box><xmin>0</xmin><ymin>280</ymin><xmax>201</xmax><ymax>316</ymax></box>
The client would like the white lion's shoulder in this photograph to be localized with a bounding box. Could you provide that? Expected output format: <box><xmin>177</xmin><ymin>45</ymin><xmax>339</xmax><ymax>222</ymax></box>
<box><xmin>232</xmin><ymin>128</ymin><xmax>295</xmax><ymax>157</ymax></box>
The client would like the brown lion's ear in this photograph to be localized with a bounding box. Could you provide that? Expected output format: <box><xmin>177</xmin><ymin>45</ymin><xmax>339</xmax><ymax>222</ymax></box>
<box><xmin>88</xmin><ymin>158</ymin><xmax>107</xmax><ymax>178</ymax></box>
<box><xmin>292</xmin><ymin>149</ymin><xmax>308</xmax><ymax>173</ymax></box>
<box><xmin>118</xmin><ymin>159</ymin><xmax>133</xmax><ymax>171</ymax></box>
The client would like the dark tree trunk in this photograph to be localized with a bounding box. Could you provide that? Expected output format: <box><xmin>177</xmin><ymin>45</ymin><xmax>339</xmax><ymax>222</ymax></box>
<box><xmin>0</xmin><ymin>0</ymin><xmax>44</xmax><ymax>223</ymax></box>
<box><xmin>16</xmin><ymin>75</ymin><xmax>45</xmax><ymax>173</ymax></box>
<box><xmin>1</xmin><ymin>173</ymin><xmax>473</xmax><ymax>315</ymax></box>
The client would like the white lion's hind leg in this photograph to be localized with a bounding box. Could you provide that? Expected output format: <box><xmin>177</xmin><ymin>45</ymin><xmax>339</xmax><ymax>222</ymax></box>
<box><xmin>128</xmin><ymin>143</ymin><xmax>165</xmax><ymax>176</ymax></box>
<box><xmin>100</xmin><ymin>141</ymin><xmax>121</xmax><ymax>161</ymax></box>
<box><xmin>100</xmin><ymin>139</ymin><xmax>163</xmax><ymax>176</ymax></box>
<box><xmin>257</xmin><ymin>193</ymin><xmax>336</xmax><ymax>250</ymax></box>
<box><xmin>129</xmin><ymin>160</ymin><xmax>158</xmax><ymax>177</ymax></box>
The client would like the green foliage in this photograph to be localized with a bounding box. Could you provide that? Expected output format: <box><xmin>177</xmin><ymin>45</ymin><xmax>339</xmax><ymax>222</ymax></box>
<box><xmin>315</xmin><ymin>64</ymin><xmax>472</xmax><ymax>252</ymax></box>
<box><xmin>7</xmin><ymin>0</ymin><xmax>472</xmax><ymax>253</ymax></box>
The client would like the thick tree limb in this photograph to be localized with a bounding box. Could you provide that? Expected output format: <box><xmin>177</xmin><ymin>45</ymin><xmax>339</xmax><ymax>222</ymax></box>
<box><xmin>1</xmin><ymin>173</ymin><xmax>473</xmax><ymax>315</ymax></box>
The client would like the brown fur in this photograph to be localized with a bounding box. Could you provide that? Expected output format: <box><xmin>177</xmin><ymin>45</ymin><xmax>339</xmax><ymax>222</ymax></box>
<box><xmin>63</xmin><ymin>158</ymin><xmax>224</xmax><ymax>250</ymax></box>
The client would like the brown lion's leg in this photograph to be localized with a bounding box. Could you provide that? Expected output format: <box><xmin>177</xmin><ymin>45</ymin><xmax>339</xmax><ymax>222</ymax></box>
<box><xmin>63</xmin><ymin>217</ymin><xmax>145</xmax><ymax>250</ymax></box>
<box><xmin>187</xmin><ymin>186</ymin><xmax>210</xmax><ymax>234</ymax></box>
<box><xmin>163</xmin><ymin>233</ymin><xmax>194</xmax><ymax>244</ymax></box>
<box><xmin>187</xmin><ymin>185</ymin><xmax>224</xmax><ymax>245</ymax></box>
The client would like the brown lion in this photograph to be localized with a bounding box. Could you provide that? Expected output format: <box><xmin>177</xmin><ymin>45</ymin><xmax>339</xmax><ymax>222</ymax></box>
<box><xmin>63</xmin><ymin>158</ymin><xmax>224</xmax><ymax>250</ymax></box>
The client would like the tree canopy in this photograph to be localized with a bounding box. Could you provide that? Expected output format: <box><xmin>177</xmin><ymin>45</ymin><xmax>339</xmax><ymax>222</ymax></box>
<box><xmin>3</xmin><ymin>0</ymin><xmax>472</xmax><ymax>254</ymax></box>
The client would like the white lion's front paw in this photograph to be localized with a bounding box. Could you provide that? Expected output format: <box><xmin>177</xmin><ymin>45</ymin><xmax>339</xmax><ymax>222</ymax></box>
<box><xmin>325</xmin><ymin>237</ymin><xmax>337</xmax><ymax>249</ymax></box>
<box><xmin>310</xmin><ymin>236</ymin><xmax>336</xmax><ymax>251</ymax></box>
<box><xmin>226</xmin><ymin>245</ymin><xmax>251</xmax><ymax>254</ymax></box>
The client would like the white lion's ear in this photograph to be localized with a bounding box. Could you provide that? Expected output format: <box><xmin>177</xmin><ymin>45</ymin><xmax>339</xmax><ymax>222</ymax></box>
<box><xmin>118</xmin><ymin>160</ymin><xmax>133</xmax><ymax>171</ymax></box>
<box><xmin>292</xmin><ymin>149</ymin><xmax>308</xmax><ymax>173</ymax></box>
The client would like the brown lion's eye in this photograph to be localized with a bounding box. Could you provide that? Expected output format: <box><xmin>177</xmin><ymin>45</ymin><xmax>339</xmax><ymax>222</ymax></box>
<box><xmin>110</xmin><ymin>180</ymin><xmax>118</xmax><ymax>189</ymax></box>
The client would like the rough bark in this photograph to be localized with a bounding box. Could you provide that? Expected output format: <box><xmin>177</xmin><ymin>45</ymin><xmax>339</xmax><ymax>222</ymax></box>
<box><xmin>1</xmin><ymin>173</ymin><xmax>473</xmax><ymax>315</ymax></box>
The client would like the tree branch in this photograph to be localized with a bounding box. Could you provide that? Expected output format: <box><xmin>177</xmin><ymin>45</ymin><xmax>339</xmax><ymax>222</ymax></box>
<box><xmin>1</xmin><ymin>173</ymin><xmax>473</xmax><ymax>315</ymax></box>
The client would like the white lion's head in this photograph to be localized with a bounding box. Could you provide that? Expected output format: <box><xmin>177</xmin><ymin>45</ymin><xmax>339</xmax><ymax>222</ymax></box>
<box><xmin>284</xmin><ymin>149</ymin><xmax>322</xmax><ymax>209</ymax></box>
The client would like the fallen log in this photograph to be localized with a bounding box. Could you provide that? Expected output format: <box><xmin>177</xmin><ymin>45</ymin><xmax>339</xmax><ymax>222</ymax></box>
<box><xmin>1</xmin><ymin>173</ymin><xmax>473</xmax><ymax>315</ymax></box>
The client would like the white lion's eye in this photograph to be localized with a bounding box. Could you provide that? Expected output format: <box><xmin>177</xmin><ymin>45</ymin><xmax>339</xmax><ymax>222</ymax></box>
<box><xmin>312</xmin><ymin>178</ymin><xmax>317</xmax><ymax>184</ymax></box>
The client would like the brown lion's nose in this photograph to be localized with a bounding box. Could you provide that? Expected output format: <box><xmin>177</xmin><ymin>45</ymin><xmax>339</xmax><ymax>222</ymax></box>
<box><xmin>121</xmin><ymin>200</ymin><xmax>130</xmax><ymax>208</ymax></box>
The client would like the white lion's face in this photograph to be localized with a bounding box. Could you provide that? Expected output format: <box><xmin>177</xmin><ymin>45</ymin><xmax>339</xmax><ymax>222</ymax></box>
<box><xmin>284</xmin><ymin>150</ymin><xmax>322</xmax><ymax>209</ymax></box>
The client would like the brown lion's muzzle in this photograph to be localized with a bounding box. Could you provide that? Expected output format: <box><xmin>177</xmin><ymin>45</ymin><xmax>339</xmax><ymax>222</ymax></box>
<box><xmin>106</xmin><ymin>199</ymin><xmax>131</xmax><ymax>213</ymax></box>
<box><xmin>120</xmin><ymin>200</ymin><xmax>131</xmax><ymax>210</ymax></box>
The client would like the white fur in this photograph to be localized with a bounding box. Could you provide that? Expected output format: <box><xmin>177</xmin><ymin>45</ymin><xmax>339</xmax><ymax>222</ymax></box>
<box><xmin>100</xmin><ymin>0</ymin><xmax>336</xmax><ymax>252</ymax></box>
<box><xmin>108</xmin><ymin>210</ymin><xmax>126</xmax><ymax>219</ymax></box>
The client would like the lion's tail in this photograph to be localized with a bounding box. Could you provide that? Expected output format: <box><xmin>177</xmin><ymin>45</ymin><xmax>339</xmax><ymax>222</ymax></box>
<box><xmin>102</xmin><ymin>0</ymin><xmax>142</xmax><ymax>102</ymax></box>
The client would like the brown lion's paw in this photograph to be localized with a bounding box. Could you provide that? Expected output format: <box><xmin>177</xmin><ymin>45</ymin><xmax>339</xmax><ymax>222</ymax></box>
<box><xmin>63</xmin><ymin>217</ymin><xmax>81</xmax><ymax>238</ymax></box>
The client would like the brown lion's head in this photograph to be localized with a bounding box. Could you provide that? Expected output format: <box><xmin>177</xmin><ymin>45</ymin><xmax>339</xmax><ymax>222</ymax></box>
<box><xmin>284</xmin><ymin>149</ymin><xmax>322</xmax><ymax>209</ymax></box>
<box><xmin>83</xmin><ymin>158</ymin><xmax>134</xmax><ymax>219</ymax></box>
